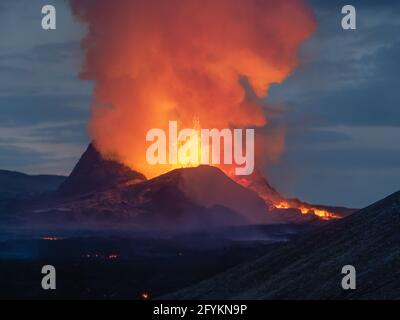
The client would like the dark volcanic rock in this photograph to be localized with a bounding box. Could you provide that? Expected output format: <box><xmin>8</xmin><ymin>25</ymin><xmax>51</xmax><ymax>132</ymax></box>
<box><xmin>58</xmin><ymin>143</ymin><xmax>146</xmax><ymax>196</ymax></box>
<box><xmin>164</xmin><ymin>191</ymin><xmax>400</xmax><ymax>299</ymax></box>
<box><xmin>174</xmin><ymin>166</ymin><xmax>267</xmax><ymax>223</ymax></box>
<box><xmin>51</xmin><ymin>165</ymin><xmax>267</xmax><ymax>230</ymax></box>
<box><xmin>234</xmin><ymin>168</ymin><xmax>282</xmax><ymax>204</ymax></box>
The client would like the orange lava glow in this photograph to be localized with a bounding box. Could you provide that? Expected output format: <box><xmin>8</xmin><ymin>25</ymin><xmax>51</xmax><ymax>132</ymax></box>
<box><xmin>172</xmin><ymin>119</ymin><xmax>203</xmax><ymax>170</ymax></box>
<box><xmin>141</xmin><ymin>292</ymin><xmax>150</xmax><ymax>300</ymax></box>
<box><xmin>274</xmin><ymin>201</ymin><xmax>340</xmax><ymax>220</ymax></box>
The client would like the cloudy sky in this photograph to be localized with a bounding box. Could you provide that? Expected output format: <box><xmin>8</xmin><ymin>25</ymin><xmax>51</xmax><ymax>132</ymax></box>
<box><xmin>0</xmin><ymin>0</ymin><xmax>399</xmax><ymax>208</ymax></box>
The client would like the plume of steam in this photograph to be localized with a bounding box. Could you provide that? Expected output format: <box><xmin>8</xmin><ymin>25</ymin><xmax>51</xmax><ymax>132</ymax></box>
<box><xmin>70</xmin><ymin>0</ymin><xmax>315</xmax><ymax>177</ymax></box>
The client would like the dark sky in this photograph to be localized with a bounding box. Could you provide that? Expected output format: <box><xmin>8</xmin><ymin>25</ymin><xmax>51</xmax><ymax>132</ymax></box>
<box><xmin>0</xmin><ymin>0</ymin><xmax>399</xmax><ymax>207</ymax></box>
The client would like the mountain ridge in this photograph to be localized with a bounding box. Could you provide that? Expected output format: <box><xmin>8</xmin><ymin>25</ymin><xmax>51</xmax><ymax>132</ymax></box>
<box><xmin>0</xmin><ymin>169</ymin><xmax>65</xmax><ymax>198</ymax></box>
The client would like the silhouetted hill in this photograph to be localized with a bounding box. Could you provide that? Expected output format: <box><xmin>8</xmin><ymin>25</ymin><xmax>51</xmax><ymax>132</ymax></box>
<box><xmin>0</xmin><ymin>169</ymin><xmax>65</xmax><ymax>198</ymax></box>
<box><xmin>165</xmin><ymin>191</ymin><xmax>400</xmax><ymax>299</ymax></box>
<box><xmin>0</xmin><ymin>170</ymin><xmax>65</xmax><ymax>213</ymax></box>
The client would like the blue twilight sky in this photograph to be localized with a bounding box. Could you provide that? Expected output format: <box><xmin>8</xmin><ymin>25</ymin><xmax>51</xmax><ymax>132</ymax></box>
<box><xmin>0</xmin><ymin>0</ymin><xmax>399</xmax><ymax>208</ymax></box>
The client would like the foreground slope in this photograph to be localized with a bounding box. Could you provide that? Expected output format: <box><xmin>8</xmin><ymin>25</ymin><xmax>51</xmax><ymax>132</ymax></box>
<box><xmin>165</xmin><ymin>191</ymin><xmax>400</xmax><ymax>299</ymax></box>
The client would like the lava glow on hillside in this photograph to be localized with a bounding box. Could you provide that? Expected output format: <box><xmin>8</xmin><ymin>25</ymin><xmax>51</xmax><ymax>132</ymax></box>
<box><xmin>232</xmin><ymin>172</ymin><xmax>341</xmax><ymax>220</ymax></box>
<box><xmin>274</xmin><ymin>202</ymin><xmax>340</xmax><ymax>220</ymax></box>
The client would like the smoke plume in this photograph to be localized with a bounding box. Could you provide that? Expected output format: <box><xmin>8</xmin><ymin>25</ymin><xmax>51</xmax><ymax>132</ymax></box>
<box><xmin>70</xmin><ymin>0</ymin><xmax>316</xmax><ymax>177</ymax></box>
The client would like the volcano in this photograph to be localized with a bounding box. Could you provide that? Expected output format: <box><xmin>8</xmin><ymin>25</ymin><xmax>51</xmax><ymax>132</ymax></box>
<box><xmin>27</xmin><ymin>143</ymin><xmax>354</xmax><ymax>229</ymax></box>
<box><xmin>39</xmin><ymin>143</ymin><xmax>268</xmax><ymax>229</ymax></box>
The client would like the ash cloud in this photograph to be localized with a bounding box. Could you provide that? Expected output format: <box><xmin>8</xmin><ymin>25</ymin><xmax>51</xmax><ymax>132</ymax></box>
<box><xmin>70</xmin><ymin>0</ymin><xmax>316</xmax><ymax>177</ymax></box>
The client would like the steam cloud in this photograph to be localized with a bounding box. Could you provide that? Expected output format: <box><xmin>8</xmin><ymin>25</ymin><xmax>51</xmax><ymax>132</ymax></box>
<box><xmin>70</xmin><ymin>0</ymin><xmax>316</xmax><ymax>177</ymax></box>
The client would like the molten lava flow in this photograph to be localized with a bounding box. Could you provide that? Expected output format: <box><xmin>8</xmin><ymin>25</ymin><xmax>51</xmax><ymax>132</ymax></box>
<box><xmin>274</xmin><ymin>201</ymin><xmax>340</xmax><ymax>220</ymax></box>
<box><xmin>70</xmin><ymin>0</ymin><xmax>316</xmax><ymax>178</ymax></box>
<box><xmin>231</xmin><ymin>172</ymin><xmax>340</xmax><ymax>220</ymax></box>
<box><xmin>174</xmin><ymin>119</ymin><xmax>202</xmax><ymax>169</ymax></box>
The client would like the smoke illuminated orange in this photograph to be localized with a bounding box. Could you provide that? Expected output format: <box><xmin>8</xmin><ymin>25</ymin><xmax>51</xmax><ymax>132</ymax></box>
<box><xmin>70</xmin><ymin>0</ymin><xmax>316</xmax><ymax>178</ymax></box>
